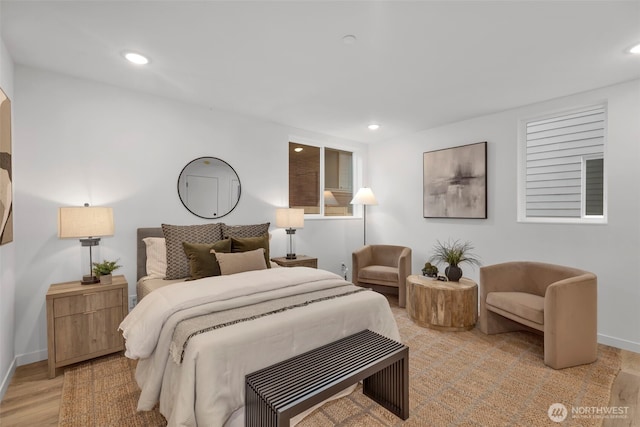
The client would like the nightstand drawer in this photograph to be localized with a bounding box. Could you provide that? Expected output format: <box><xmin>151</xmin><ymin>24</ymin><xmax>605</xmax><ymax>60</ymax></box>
<box><xmin>54</xmin><ymin>305</ymin><xmax>124</xmax><ymax>362</ymax></box>
<box><xmin>53</xmin><ymin>289</ymin><xmax>123</xmax><ymax>317</ymax></box>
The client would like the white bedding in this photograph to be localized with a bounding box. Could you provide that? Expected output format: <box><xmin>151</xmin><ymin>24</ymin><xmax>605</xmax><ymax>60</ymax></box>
<box><xmin>120</xmin><ymin>267</ymin><xmax>401</xmax><ymax>427</ymax></box>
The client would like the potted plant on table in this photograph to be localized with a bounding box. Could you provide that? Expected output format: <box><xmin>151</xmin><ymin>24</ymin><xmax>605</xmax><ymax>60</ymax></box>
<box><xmin>428</xmin><ymin>239</ymin><xmax>480</xmax><ymax>282</ymax></box>
<box><xmin>422</xmin><ymin>262</ymin><xmax>439</xmax><ymax>278</ymax></box>
<box><xmin>92</xmin><ymin>259</ymin><xmax>122</xmax><ymax>285</ymax></box>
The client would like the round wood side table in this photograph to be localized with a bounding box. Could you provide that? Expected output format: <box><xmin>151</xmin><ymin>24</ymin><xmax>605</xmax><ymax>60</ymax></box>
<box><xmin>406</xmin><ymin>274</ymin><xmax>478</xmax><ymax>331</ymax></box>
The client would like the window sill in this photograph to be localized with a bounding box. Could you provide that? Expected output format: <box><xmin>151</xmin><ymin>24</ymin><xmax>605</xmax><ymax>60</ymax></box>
<box><xmin>304</xmin><ymin>215</ymin><xmax>361</xmax><ymax>221</ymax></box>
<box><xmin>517</xmin><ymin>217</ymin><xmax>607</xmax><ymax>225</ymax></box>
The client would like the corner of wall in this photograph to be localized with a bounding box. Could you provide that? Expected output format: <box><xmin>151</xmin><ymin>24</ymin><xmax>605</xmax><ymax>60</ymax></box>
<box><xmin>0</xmin><ymin>26</ymin><xmax>17</xmax><ymax>403</ymax></box>
<box><xmin>0</xmin><ymin>356</ymin><xmax>16</xmax><ymax>401</ymax></box>
<box><xmin>598</xmin><ymin>334</ymin><xmax>640</xmax><ymax>354</ymax></box>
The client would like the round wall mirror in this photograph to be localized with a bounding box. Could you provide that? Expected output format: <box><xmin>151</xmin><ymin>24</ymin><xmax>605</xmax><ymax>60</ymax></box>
<box><xmin>177</xmin><ymin>157</ymin><xmax>241</xmax><ymax>219</ymax></box>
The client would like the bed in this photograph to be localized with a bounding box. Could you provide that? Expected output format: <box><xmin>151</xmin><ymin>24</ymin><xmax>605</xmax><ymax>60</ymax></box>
<box><xmin>122</xmin><ymin>225</ymin><xmax>401</xmax><ymax>427</ymax></box>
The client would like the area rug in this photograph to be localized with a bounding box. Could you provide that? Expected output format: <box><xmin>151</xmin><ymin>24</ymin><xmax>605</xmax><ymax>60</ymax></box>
<box><xmin>58</xmin><ymin>356</ymin><xmax>165</xmax><ymax>427</ymax></box>
<box><xmin>298</xmin><ymin>306</ymin><xmax>621</xmax><ymax>426</ymax></box>
<box><xmin>59</xmin><ymin>304</ymin><xmax>621</xmax><ymax>427</ymax></box>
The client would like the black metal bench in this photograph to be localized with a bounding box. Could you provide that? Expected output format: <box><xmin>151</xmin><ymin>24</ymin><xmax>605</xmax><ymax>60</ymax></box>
<box><xmin>245</xmin><ymin>329</ymin><xmax>409</xmax><ymax>426</ymax></box>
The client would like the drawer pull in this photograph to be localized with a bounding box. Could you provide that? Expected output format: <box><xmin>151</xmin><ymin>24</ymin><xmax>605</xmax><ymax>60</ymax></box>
<box><xmin>84</xmin><ymin>310</ymin><xmax>97</xmax><ymax>315</ymax></box>
<box><xmin>82</xmin><ymin>293</ymin><xmax>98</xmax><ymax>297</ymax></box>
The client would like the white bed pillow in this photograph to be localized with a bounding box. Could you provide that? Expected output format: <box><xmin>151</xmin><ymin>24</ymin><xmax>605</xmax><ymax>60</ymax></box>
<box><xmin>212</xmin><ymin>248</ymin><xmax>267</xmax><ymax>275</ymax></box>
<box><xmin>143</xmin><ymin>237</ymin><xmax>167</xmax><ymax>278</ymax></box>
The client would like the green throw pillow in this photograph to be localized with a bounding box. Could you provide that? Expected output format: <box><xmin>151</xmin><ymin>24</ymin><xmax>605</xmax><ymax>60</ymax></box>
<box><xmin>230</xmin><ymin>234</ymin><xmax>270</xmax><ymax>268</ymax></box>
<box><xmin>182</xmin><ymin>239</ymin><xmax>232</xmax><ymax>280</ymax></box>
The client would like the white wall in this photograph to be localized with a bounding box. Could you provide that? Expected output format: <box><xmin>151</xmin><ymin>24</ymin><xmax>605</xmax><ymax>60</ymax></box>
<box><xmin>368</xmin><ymin>79</ymin><xmax>640</xmax><ymax>352</ymax></box>
<box><xmin>6</xmin><ymin>64</ymin><xmax>638</xmax><ymax>385</ymax></box>
<box><xmin>11</xmin><ymin>66</ymin><xmax>366</xmax><ymax>364</ymax></box>
<box><xmin>0</xmin><ymin>2</ymin><xmax>17</xmax><ymax>398</ymax></box>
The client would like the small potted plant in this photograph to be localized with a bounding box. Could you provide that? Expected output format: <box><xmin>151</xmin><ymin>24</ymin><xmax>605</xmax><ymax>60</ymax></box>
<box><xmin>428</xmin><ymin>239</ymin><xmax>480</xmax><ymax>282</ymax></box>
<box><xmin>92</xmin><ymin>259</ymin><xmax>122</xmax><ymax>285</ymax></box>
<box><xmin>422</xmin><ymin>262</ymin><xmax>439</xmax><ymax>278</ymax></box>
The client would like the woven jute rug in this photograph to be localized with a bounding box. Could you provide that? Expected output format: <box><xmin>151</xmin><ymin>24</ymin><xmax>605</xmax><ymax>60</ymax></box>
<box><xmin>59</xmin><ymin>303</ymin><xmax>621</xmax><ymax>427</ymax></box>
<box><xmin>58</xmin><ymin>355</ymin><xmax>165</xmax><ymax>427</ymax></box>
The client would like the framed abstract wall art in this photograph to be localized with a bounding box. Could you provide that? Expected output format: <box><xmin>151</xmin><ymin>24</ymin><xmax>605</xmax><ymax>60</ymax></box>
<box><xmin>423</xmin><ymin>141</ymin><xmax>487</xmax><ymax>219</ymax></box>
<box><xmin>1</xmin><ymin>87</ymin><xmax>12</xmax><ymax>245</ymax></box>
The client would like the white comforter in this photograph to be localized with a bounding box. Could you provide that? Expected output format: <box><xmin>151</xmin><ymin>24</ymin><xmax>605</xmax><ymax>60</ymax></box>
<box><xmin>120</xmin><ymin>267</ymin><xmax>401</xmax><ymax>427</ymax></box>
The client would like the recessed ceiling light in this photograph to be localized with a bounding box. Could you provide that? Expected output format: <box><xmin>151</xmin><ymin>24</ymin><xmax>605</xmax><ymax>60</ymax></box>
<box><xmin>294</xmin><ymin>147</ymin><xmax>303</xmax><ymax>152</ymax></box>
<box><xmin>342</xmin><ymin>35</ymin><xmax>357</xmax><ymax>45</ymax></box>
<box><xmin>368</xmin><ymin>124</ymin><xmax>380</xmax><ymax>131</ymax></box>
<box><xmin>123</xmin><ymin>52</ymin><xmax>149</xmax><ymax>65</ymax></box>
<box><xmin>629</xmin><ymin>43</ymin><xmax>640</xmax><ymax>54</ymax></box>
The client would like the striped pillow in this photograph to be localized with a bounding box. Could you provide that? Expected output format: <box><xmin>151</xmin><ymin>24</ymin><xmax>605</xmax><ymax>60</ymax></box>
<box><xmin>221</xmin><ymin>222</ymin><xmax>270</xmax><ymax>239</ymax></box>
<box><xmin>161</xmin><ymin>223</ymin><xmax>223</xmax><ymax>280</ymax></box>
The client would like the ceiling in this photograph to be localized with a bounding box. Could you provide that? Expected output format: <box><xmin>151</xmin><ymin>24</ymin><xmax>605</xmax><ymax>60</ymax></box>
<box><xmin>2</xmin><ymin>1</ymin><xmax>639</xmax><ymax>143</ymax></box>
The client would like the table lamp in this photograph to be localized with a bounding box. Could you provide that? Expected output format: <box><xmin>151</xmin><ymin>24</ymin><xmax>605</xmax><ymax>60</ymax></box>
<box><xmin>275</xmin><ymin>208</ymin><xmax>304</xmax><ymax>259</ymax></box>
<box><xmin>58</xmin><ymin>204</ymin><xmax>114</xmax><ymax>284</ymax></box>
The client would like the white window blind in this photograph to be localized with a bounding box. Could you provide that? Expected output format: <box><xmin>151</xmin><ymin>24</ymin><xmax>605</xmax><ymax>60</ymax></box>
<box><xmin>525</xmin><ymin>106</ymin><xmax>605</xmax><ymax>218</ymax></box>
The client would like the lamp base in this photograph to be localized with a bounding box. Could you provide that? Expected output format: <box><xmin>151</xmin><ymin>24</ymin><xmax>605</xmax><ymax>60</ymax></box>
<box><xmin>81</xmin><ymin>274</ymin><xmax>99</xmax><ymax>285</ymax></box>
<box><xmin>285</xmin><ymin>253</ymin><xmax>297</xmax><ymax>260</ymax></box>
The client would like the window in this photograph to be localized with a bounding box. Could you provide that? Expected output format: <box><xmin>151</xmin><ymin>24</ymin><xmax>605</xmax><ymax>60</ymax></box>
<box><xmin>519</xmin><ymin>105</ymin><xmax>606</xmax><ymax>222</ymax></box>
<box><xmin>288</xmin><ymin>142</ymin><xmax>354</xmax><ymax>217</ymax></box>
<box><xmin>584</xmin><ymin>156</ymin><xmax>604</xmax><ymax>216</ymax></box>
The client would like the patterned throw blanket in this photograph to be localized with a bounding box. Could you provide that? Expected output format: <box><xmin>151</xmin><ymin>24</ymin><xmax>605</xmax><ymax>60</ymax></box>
<box><xmin>169</xmin><ymin>284</ymin><xmax>368</xmax><ymax>364</ymax></box>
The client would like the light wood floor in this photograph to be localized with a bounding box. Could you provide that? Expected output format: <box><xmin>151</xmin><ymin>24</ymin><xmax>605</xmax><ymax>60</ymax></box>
<box><xmin>1</xmin><ymin>350</ymin><xmax>638</xmax><ymax>426</ymax></box>
<box><xmin>604</xmin><ymin>350</ymin><xmax>640</xmax><ymax>427</ymax></box>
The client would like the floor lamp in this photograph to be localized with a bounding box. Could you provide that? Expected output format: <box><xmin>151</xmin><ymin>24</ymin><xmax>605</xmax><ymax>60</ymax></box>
<box><xmin>350</xmin><ymin>187</ymin><xmax>378</xmax><ymax>246</ymax></box>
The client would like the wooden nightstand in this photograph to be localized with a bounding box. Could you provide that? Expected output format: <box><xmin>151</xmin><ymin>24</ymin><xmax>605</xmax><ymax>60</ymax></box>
<box><xmin>271</xmin><ymin>256</ymin><xmax>318</xmax><ymax>269</ymax></box>
<box><xmin>46</xmin><ymin>275</ymin><xmax>128</xmax><ymax>378</ymax></box>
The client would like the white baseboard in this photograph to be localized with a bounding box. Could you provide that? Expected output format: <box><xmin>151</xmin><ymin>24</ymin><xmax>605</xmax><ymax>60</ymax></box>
<box><xmin>0</xmin><ymin>357</ymin><xmax>16</xmax><ymax>402</ymax></box>
<box><xmin>598</xmin><ymin>333</ymin><xmax>640</xmax><ymax>354</ymax></box>
<box><xmin>16</xmin><ymin>349</ymin><xmax>47</xmax><ymax>367</ymax></box>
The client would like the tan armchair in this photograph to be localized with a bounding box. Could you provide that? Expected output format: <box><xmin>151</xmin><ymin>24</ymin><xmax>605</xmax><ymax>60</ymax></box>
<box><xmin>479</xmin><ymin>261</ymin><xmax>597</xmax><ymax>369</ymax></box>
<box><xmin>352</xmin><ymin>245</ymin><xmax>412</xmax><ymax>308</ymax></box>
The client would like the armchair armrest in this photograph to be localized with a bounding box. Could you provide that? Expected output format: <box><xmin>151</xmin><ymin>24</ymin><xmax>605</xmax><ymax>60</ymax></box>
<box><xmin>351</xmin><ymin>245</ymin><xmax>373</xmax><ymax>283</ymax></box>
<box><xmin>479</xmin><ymin>262</ymin><xmax>530</xmax><ymax>334</ymax></box>
<box><xmin>397</xmin><ymin>247</ymin><xmax>412</xmax><ymax>287</ymax></box>
<box><xmin>544</xmin><ymin>273</ymin><xmax>597</xmax><ymax>368</ymax></box>
<box><xmin>397</xmin><ymin>247</ymin><xmax>412</xmax><ymax>308</ymax></box>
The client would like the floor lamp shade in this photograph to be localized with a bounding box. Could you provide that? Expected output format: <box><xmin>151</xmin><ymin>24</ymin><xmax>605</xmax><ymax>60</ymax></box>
<box><xmin>323</xmin><ymin>190</ymin><xmax>339</xmax><ymax>206</ymax></box>
<box><xmin>58</xmin><ymin>206</ymin><xmax>114</xmax><ymax>284</ymax></box>
<box><xmin>350</xmin><ymin>187</ymin><xmax>378</xmax><ymax>245</ymax></box>
<box><xmin>276</xmin><ymin>208</ymin><xmax>304</xmax><ymax>259</ymax></box>
<box><xmin>350</xmin><ymin>187</ymin><xmax>378</xmax><ymax>206</ymax></box>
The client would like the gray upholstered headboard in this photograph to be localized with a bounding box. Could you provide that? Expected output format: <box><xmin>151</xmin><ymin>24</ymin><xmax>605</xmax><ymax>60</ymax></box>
<box><xmin>137</xmin><ymin>227</ymin><xmax>164</xmax><ymax>281</ymax></box>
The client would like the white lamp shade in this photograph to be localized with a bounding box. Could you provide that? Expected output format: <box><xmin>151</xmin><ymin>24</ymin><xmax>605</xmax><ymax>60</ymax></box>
<box><xmin>323</xmin><ymin>190</ymin><xmax>339</xmax><ymax>206</ymax></box>
<box><xmin>275</xmin><ymin>208</ymin><xmax>304</xmax><ymax>229</ymax></box>
<box><xmin>58</xmin><ymin>206</ymin><xmax>114</xmax><ymax>238</ymax></box>
<box><xmin>350</xmin><ymin>187</ymin><xmax>378</xmax><ymax>205</ymax></box>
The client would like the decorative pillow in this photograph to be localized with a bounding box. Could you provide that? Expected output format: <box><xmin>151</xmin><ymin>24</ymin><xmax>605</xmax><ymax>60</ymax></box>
<box><xmin>221</xmin><ymin>222</ymin><xmax>270</xmax><ymax>239</ymax></box>
<box><xmin>230</xmin><ymin>234</ymin><xmax>271</xmax><ymax>269</ymax></box>
<box><xmin>143</xmin><ymin>237</ymin><xmax>167</xmax><ymax>278</ymax></box>
<box><xmin>213</xmin><ymin>248</ymin><xmax>268</xmax><ymax>275</ymax></box>
<box><xmin>162</xmin><ymin>223</ymin><xmax>223</xmax><ymax>280</ymax></box>
<box><xmin>182</xmin><ymin>239</ymin><xmax>231</xmax><ymax>281</ymax></box>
